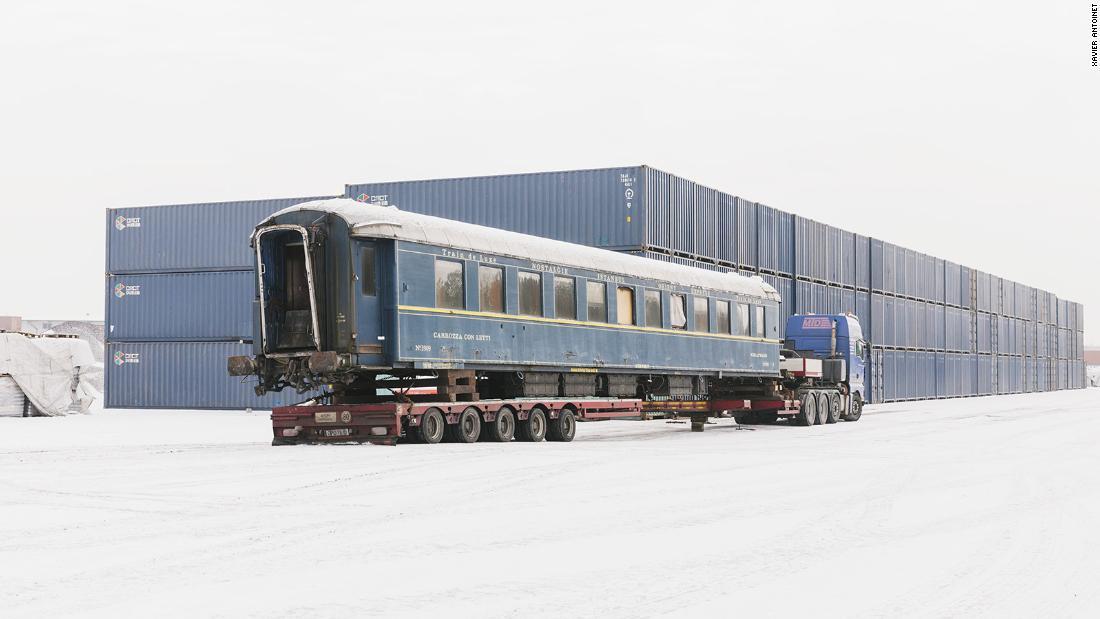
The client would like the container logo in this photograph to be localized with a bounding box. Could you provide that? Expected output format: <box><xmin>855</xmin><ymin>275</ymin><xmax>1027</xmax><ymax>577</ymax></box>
<box><xmin>113</xmin><ymin>351</ymin><xmax>140</xmax><ymax>366</ymax></box>
<box><xmin>356</xmin><ymin>193</ymin><xmax>390</xmax><ymax>206</ymax></box>
<box><xmin>114</xmin><ymin>215</ymin><xmax>141</xmax><ymax>230</ymax></box>
<box><xmin>113</xmin><ymin>283</ymin><xmax>141</xmax><ymax>298</ymax></box>
<box><xmin>619</xmin><ymin>174</ymin><xmax>636</xmax><ymax>212</ymax></box>
<box><xmin>801</xmin><ymin>316</ymin><xmax>833</xmax><ymax>329</ymax></box>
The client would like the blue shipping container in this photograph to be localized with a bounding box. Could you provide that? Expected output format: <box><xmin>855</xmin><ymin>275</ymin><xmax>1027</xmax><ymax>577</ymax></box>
<box><xmin>977</xmin><ymin>354</ymin><xmax>994</xmax><ymax>395</ymax></box>
<box><xmin>349</xmin><ymin>166</ymin><xmax>665</xmax><ymax>254</ymax></box>
<box><xmin>105</xmin><ymin>341</ymin><xmax>309</xmax><ymax>409</ymax></box>
<box><xmin>107</xmin><ymin>195</ymin><xmax>335</xmax><ymax>273</ymax></box>
<box><xmin>106</xmin><ymin>271</ymin><xmax>256</xmax><ymax>342</ymax></box>
<box><xmin>794</xmin><ymin>216</ymin><xmax>828</xmax><ymax>282</ymax></box>
<box><xmin>881</xmin><ymin>350</ymin><xmax>938</xmax><ymax>400</ymax></box>
<box><xmin>854</xmin><ymin>235</ymin><xmax>870</xmax><ymax>290</ymax></box>
<box><xmin>977</xmin><ymin>313</ymin><xmax>992</xmax><ymax>353</ymax></box>
<box><xmin>757</xmin><ymin>204</ymin><xmax>794</xmax><ymax>274</ymax></box>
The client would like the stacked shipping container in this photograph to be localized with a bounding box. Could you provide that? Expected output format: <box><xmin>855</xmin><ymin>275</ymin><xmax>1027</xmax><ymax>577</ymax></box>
<box><xmin>103</xmin><ymin>166</ymin><xmax>1085</xmax><ymax>409</ymax></box>
<box><xmin>104</xmin><ymin>197</ymin><xmax>335</xmax><ymax>409</ymax></box>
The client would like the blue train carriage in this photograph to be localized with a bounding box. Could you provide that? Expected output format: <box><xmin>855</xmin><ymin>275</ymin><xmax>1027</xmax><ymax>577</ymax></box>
<box><xmin>230</xmin><ymin>198</ymin><xmax>784</xmax><ymax>405</ymax></box>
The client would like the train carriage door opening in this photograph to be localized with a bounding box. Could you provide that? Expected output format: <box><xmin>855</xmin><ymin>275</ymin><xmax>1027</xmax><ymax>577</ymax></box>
<box><xmin>356</xmin><ymin>241</ymin><xmax>383</xmax><ymax>359</ymax></box>
<box><xmin>257</xmin><ymin>225</ymin><xmax>322</xmax><ymax>352</ymax></box>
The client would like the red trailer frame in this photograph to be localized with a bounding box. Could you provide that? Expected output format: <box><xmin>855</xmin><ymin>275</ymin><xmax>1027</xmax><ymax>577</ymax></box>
<box><xmin>271</xmin><ymin>396</ymin><xmax>801</xmax><ymax>445</ymax></box>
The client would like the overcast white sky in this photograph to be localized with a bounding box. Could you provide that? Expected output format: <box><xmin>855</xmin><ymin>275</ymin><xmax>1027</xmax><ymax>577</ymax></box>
<box><xmin>1</xmin><ymin>1</ymin><xmax>1097</xmax><ymax>343</ymax></box>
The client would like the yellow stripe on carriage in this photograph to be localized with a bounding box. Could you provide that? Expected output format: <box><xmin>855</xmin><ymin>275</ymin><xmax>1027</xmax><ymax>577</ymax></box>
<box><xmin>396</xmin><ymin>305</ymin><xmax>780</xmax><ymax>344</ymax></box>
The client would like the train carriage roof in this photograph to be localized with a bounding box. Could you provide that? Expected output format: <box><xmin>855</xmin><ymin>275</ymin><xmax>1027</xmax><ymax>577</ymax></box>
<box><xmin>268</xmin><ymin>198</ymin><xmax>780</xmax><ymax>301</ymax></box>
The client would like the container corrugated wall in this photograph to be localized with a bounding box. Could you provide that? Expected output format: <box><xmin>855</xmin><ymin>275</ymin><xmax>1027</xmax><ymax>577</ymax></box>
<box><xmin>350</xmin><ymin>166</ymin><xmax>648</xmax><ymax>251</ymax></box>
<box><xmin>757</xmin><ymin>205</ymin><xmax>793</xmax><ymax>274</ymax></box>
<box><xmin>106</xmin><ymin>271</ymin><xmax>256</xmax><ymax>341</ymax></box>
<box><xmin>716</xmin><ymin>193</ymin><xmax>739</xmax><ymax>265</ymax></box>
<box><xmin>105</xmin><ymin>342</ymin><xmax>307</xmax><ymax>409</ymax></box>
<box><xmin>736</xmin><ymin>198</ymin><xmax>758</xmax><ymax>268</ymax></box>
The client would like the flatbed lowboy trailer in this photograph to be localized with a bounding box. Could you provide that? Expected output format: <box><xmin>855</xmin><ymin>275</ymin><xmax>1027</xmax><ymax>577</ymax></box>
<box><xmin>271</xmin><ymin>397</ymin><xmax>807</xmax><ymax>445</ymax></box>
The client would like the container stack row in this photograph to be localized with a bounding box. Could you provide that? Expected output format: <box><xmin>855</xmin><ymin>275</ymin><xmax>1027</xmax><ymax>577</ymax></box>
<box><xmin>104</xmin><ymin>196</ymin><xmax>335</xmax><ymax>409</ymax></box>
<box><xmin>103</xmin><ymin>165</ymin><xmax>1085</xmax><ymax>409</ymax></box>
<box><xmin>344</xmin><ymin>166</ymin><xmax>1085</xmax><ymax>404</ymax></box>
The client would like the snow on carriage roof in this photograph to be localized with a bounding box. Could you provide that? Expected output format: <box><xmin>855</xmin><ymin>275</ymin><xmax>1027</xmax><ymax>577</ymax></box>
<box><xmin>268</xmin><ymin>198</ymin><xmax>780</xmax><ymax>301</ymax></box>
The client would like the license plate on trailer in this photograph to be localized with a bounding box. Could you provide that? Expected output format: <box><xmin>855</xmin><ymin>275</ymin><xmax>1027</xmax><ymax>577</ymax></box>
<box><xmin>315</xmin><ymin>412</ymin><xmax>338</xmax><ymax>423</ymax></box>
<box><xmin>321</xmin><ymin>428</ymin><xmax>353</xmax><ymax>438</ymax></box>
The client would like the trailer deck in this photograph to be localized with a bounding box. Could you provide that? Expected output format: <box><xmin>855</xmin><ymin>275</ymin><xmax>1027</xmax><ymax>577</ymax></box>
<box><xmin>271</xmin><ymin>396</ymin><xmax>800</xmax><ymax>445</ymax></box>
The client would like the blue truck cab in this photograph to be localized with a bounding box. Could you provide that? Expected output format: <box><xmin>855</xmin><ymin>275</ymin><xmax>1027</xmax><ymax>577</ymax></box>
<box><xmin>784</xmin><ymin>313</ymin><xmax>868</xmax><ymax>413</ymax></box>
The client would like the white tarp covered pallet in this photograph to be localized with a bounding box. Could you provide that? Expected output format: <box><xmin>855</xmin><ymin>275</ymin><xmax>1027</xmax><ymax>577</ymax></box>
<box><xmin>0</xmin><ymin>333</ymin><xmax>99</xmax><ymax>416</ymax></box>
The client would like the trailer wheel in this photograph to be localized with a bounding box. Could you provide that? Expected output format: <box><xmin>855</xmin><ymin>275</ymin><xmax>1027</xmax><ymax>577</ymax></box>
<box><xmin>814</xmin><ymin>391</ymin><xmax>829</xmax><ymax>425</ymax></box>
<box><xmin>734</xmin><ymin>412</ymin><xmax>757</xmax><ymax>425</ymax></box>
<box><xmin>517</xmin><ymin>407</ymin><xmax>547</xmax><ymax>442</ymax></box>
<box><xmin>445</xmin><ymin>407</ymin><xmax>481</xmax><ymax>443</ymax></box>
<box><xmin>547</xmin><ymin>407</ymin><xmax>576</xmax><ymax>442</ymax></box>
<box><xmin>417</xmin><ymin>408</ymin><xmax>446</xmax><ymax>444</ymax></box>
<box><xmin>825</xmin><ymin>391</ymin><xmax>841</xmax><ymax>424</ymax></box>
<box><xmin>484</xmin><ymin>406</ymin><xmax>516</xmax><ymax>442</ymax></box>
<box><xmin>843</xmin><ymin>394</ymin><xmax>863</xmax><ymax>422</ymax></box>
<box><xmin>795</xmin><ymin>392</ymin><xmax>817</xmax><ymax>426</ymax></box>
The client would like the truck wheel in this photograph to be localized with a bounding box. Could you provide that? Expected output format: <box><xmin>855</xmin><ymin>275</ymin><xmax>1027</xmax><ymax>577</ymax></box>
<box><xmin>417</xmin><ymin>408</ymin><xmax>446</xmax><ymax>444</ymax></box>
<box><xmin>547</xmin><ymin>407</ymin><xmax>577</xmax><ymax>442</ymax></box>
<box><xmin>843</xmin><ymin>394</ymin><xmax>863</xmax><ymax>422</ymax></box>
<box><xmin>445</xmin><ymin>407</ymin><xmax>481</xmax><ymax>443</ymax></box>
<box><xmin>814</xmin><ymin>391</ymin><xmax>829</xmax><ymax>425</ymax></box>
<box><xmin>734</xmin><ymin>412</ymin><xmax>757</xmax><ymax>425</ymax></box>
<box><xmin>484</xmin><ymin>407</ymin><xmax>516</xmax><ymax>442</ymax></box>
<box><xmin>517</xmin><ymin>407</ymin><xmax>547</xmax><ymax>442</ymax></box>
<box><xmin>825</xmin><ymin>392</ymin><xmax>841</xmax><ymax>424</ymax></box>
<box><xmin>795</xmin><ymin>392</ymin><xmax>816</xmax><ymax>426</ymax></box>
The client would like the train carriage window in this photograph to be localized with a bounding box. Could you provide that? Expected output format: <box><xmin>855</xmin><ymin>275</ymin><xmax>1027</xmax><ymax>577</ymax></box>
<box><xmin>360</xmin><ymin>246</ymin><xmax>377</xmax><ymax>296</ymax></box>
<box><xmin>734</xmin><ymin>302</ymin><xmax>750</xmax><ymax>336</ymax></box>
<box><xmin>616</xmin><ymin>287</ymin><xmax>636</xmax><ymax>326</ymax></box>
<box><xmin>435</xmin><ymin>259</ymin><xmax>465</xmax><ymax>310</ymax></box>
<box><xmin>518</xmin><ymin>271</ymin><xmax>542</xmax><ymax>316</ymax></box>
<box><xmin>670</xmin><ymin>294</ymin><xmax>687</xmax><ymax>329</ymax></box>
<box><xmin>693</xmin><ymin>297</ymin><xmax>709</xmax><ymax>333</ymax></box>
<box><xmin>479</xmin><ymin>265</ymin><xmax>504</xmax><ymax>313</ymax></box>
<box><xmin>555</xmin><ymin>276</ymin><xmax>576</xmax><ymax>320</ymax></box>
<box><xmin>716</xmin><ymin>300</ymin><xmax>731</xmax><ymax>334</ymax></box>
<box><xmin>752</xmin><ymin>305</ymin><xmax>765</xmax><ymax>338</ymax></box>
<box><xmin>587</xmin><ymin>281</ymin><xmax>607</xmax><ymax>322</ymax></box>
<box><xmin>644</xmin><ymin>290</ymin><xmax>662</xmax><ymax>328</ymax></box>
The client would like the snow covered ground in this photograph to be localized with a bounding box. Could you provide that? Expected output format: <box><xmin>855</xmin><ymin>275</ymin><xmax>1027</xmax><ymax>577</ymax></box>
<box><xmin>2</xmin><ymin>390</ymin><xmax>1099</xmax><ymax>618</ymax></box>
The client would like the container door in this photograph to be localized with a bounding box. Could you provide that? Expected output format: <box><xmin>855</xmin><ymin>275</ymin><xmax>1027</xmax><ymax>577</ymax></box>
<box><xmin>870</xmin><ymin>348</ymin><xmax>885</xmax><ymax>403</ymax></box>
<box><xmin>355</xmin><ymin>241</ymin><xmax>384</xmax><ymax>362</ymax></box>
